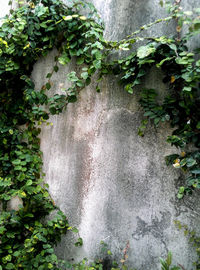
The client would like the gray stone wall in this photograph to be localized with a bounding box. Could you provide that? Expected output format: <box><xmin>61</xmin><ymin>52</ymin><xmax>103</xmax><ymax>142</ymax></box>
<box><xmin>35</xmin><ymin>0</ymin><xmax>200</xmax><ymax>269</ymax></box>
<box><xmin>35</xmin><ymin>0</ymin><xmax>200</xmax><ymax>267</ymax></box>
<box><xmin>2</xmin><ymin>0</ymin><xmax>200</xmax><ymax>269</ymax></box>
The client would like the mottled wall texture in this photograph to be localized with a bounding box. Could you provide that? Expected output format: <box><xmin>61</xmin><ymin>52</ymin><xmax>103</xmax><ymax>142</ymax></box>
<box><xmin>2</xmin><ymin>0</ymin><xmax>200</xmax><ymax>269</ymax></box>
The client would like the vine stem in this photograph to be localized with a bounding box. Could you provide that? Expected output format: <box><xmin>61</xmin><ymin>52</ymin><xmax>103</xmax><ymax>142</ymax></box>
<box><xmin>108</xmin><ymin>16</ymin><xmax>172</xmax><ymax>49</ymax></box>
<box><xmin>8</xmin><ymin>0</ymin><xmax>13</xmax><ymax>17</ymax></box>
<box><xmin>178</xmin><ymin>264</ymin><xmax>186</xmax><ymax>270</ymax></box>
<box><xmin>174</xmin><ymin>0</ymin><xmax>183</xmax><ymax>41</ymax></box>
<box><xmin>121</xmin><ymin>16</ymin><xmax>172</xmax><ymax>42</ymax></box>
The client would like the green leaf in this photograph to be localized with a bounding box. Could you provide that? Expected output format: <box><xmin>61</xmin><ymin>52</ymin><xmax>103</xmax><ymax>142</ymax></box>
<box><xmin>169</xmin><ymin>44</ymin><xmax>177</xmax><ymax>51</ymax></box>
<box><xmin>24</xmin><ymin>213</ymin><xmax>34</xmax><ymax>218</ymax></box>
<box><xmin>183</xmin><ymin>86</ymin><xmax>192</xmax><ymax>92</ymax></box>
<box><xmin>3</xmin><ymin>194</ymin><xmax>11</xmax><ymax>200</ymax></box>
<box><xmin>71</xmin><ymin>227</ymin><xmax>79</xmax><ymax>233</ymax></box>
<box><xmin>35</xmin><ymin>6</ymin><xmax>48</xmax><ymax>17</ymax></box>
<box><xmin>40</xmin><ymin>22</ymin><xmax>47</xmax><ymax>28</ymax></box>
<box><xmin>67</xmin><ymin>34</ymin><xmax>75</xmax><ymax>41</ymax></box>
<box><xmin>137</xmin><ymin>45</ymin><xmax>156</xmax><ymax>59</ymax></box>
<box><xmin>63</xmin><ymin>15</ymin><xmax>73</xmax><ymax>21</ymax></box>
<box><xmin>107</xmin><ymin>250</ymin><xmax>112</xmax><ymax>255</ymax></box>
<box><xmin>54</xmin><ymin>66</ymin><xmax>59</xmax><ymax>72</ymax></box>
<box><xmin>51</xmin><ymin>254</ymin><xmax>57</xmax><ymax>262</ymax></box>
<box><xmin>93</xmin><ymin>59</ymin><xmax>101</xmax><ymax>69</ymax></box>
<box><xmin>182</xmin><ymin>73</ymin><xmax>192</xmax><ymax>82</ymax></box>
<box><xmin>191</xmin><ymin>169</ymin><xmax>200</xmax><ymax>174</ymax></box>
<box><xmin>76</xmin><ymin>80</ymin><xmax>84</xmax><ymax>87</ymax></box>
<box><xmin>12</xmin><ymin>159</ymin><xmax>21</xmax><ymax>165</ymax></box>
<box><xmin>95</xmin><ymin>50</ymin><xmax>102</xmax><ymax>60</ymax></box>
<box><xmin>75</xmin><ymin>237</ymin><xmax>83</xmax><ymax>246</ymax></box>
<box><xmin>154</xmin><ymin>118</ymin><xmax>160</xmax><ymax>126</ymax></box>
<box><xmin>67</xmin><ymin>71</ymin><xmax>78</xmax><ymax>82</ymax></box>
<box><xmin>46</xmin><ymin>73</ymin><xmax>52</xmax><ymax>79</ymax></box>
<box><xmin>0</xmin><ymin>227</ymin><xmax>6</xmax><ymax>234</ymax></box>
<box><xmin>177</xmin><ymin>193</ymin><xmax>184</xmax><ymax>199</ymax></box>
<box><xmin>196</xmin><ymin>122</ymin><xmax>200</xmax><ymax>129</ymax></box>
<box><xmin>125</xmin><ymin>83</ymin><xmax>133</xmax><ymax>94</ymax></box>
<box><xmin>79</xmin><ymin>16</ymin><xmax>87</xmax><ymax>20</ymax></box>
<box><xmin>144</xmin><ymin>111</ymin><xmax>155</xmax><ymax>117</ymax></box>
<box><xmin>176</xmin><ymin>58</ymin><xmax>189</xmax><ymax>65</ymax></box>
<box><xmin>166</xmin><ymin>252</ymin><xmax>172</xmax><ymax>266</ymax></box>
<box><xmin>156</xmin><ymin>57</ymin><xmax>174</xmax><ymax>68</ymax></box>
<box><xmin>46</xmin><ymin>83</ymin><xmax>51</xmax><ymax>90</ymax></box>
<box><xmin>58</xmin><ymin>53</ymin><xmax>70</xmax><ymax>65</ymax></box>
<box><xmin>5</xmin><ymin>263</ymin><xmax>14</xmax><ymax>270</ymax></box>
<box><xmin>179</xmin><ymin>186</ymin><xmax>185</xmax><ymax>193</ymax></box>
<box><xmin>180</xmin><ymin>159</ymin><xmax>187</xmax><ymax>167</ymax></box>
<box><xmin>186</xmin><ymin>158</ymin><xmax>197</xmax><ymax>167</ymax></box>
<box><xmin>81</xmin><ymin>72</ymin><xmax>88</xmax><ymax>80</ymax></box>
<box><xmin>194</xmin><ymin>21</ymin><xmax>200</xmax><ymax>31</ymax></box>
<box><xmin>13</xmin><ymin>251</ymin><xmax>20</xmax><ymax>257</ymax></box>
<box><xmin>77</xmin><ymin>57</ymin><xmax>84</xmax><ymax>65</ymax></box>
<box><xmin>26</xmin><ymin>180</ymin><xmax>33</xmax><ymax>186</ymax></box>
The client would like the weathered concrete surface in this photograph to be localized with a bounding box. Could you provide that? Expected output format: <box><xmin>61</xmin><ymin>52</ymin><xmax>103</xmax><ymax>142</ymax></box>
<box><xmin>34</xmin><ymin>0</ymin><xmax>200</xmax><ymax>269</ymax></box>
<box><xmin>36</xmin><ymin>63</ymin><xmax>200</xmax><ymax>268</ymax></box>
<box><xmin>1</xmin><ymin>0</ymin><xmax>199</xmax><ymax>269</ymax></box>
<box><xmin>0</xmin><ymin>1</ymin><xmax>9</xmax><ymax>18</ymax></box>
<box><xmin>0</xmin><ymin>0</ymin><xmax>18</xmax><ymax>21</ymax></box>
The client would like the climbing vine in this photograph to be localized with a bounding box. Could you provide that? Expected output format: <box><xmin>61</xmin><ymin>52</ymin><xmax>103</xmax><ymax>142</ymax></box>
<box><xmin>0</xmin><ymin>0</ymin><xmax>199</xmax><ymax>269</ymax></box>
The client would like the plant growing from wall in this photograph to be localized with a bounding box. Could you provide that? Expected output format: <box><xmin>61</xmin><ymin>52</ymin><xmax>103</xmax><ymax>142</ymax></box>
<box><xmin>0</xmin><ymin>0</ymin><xmax>199</xmax><ymax>269</ymax></box>
<box><xmin>111</xmin><ymin>0</ymin><xmax>200</xmax><ymax>198</ymax></box>
<box><xmin>64</xmin><ymin>241</ymin><xmax>182</xmax><ymax>270</ymax></box>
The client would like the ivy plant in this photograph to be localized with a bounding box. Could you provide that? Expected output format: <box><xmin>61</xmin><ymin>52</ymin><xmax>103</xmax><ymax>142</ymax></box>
<box><xmin>0</xmin><ymin>0</ymin><xmax>200</xmax><ymax>269</ymax></box>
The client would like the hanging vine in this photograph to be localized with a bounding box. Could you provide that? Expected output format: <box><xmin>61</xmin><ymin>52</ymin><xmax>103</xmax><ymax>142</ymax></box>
<box><xmin>0</xmin><ymin>0</ymin><xmax>200</xmax><ymax>269</ymax></box>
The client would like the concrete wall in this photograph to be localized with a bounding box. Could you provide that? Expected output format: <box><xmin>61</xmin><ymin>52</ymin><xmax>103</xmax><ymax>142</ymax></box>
<box><xmin>35</xmin><ymin>1</ymin><xmax>200</xmax><ymax>268</ymax></box>
<box><xmin>2</xmin><ymin>0</ymin><xmax>200</xmax><ymax>269</ymax></box>
<box><xmin>0</xmin><ymin>0</ymin><xmax>10</xmax><ymax>22</ymax></box>
<box><xmin>0</xmin><ymin>0</ymin><xmax>18</xmax><ymax>20</ymax></box>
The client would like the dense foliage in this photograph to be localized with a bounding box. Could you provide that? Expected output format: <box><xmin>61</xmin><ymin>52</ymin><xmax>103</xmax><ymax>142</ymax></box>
<box><xmin>0</xmin><ymin>0</ymin><xmax>199</xmax><ymax>269</ymax></box>
<box><xmin>0</xmin><ymin>0</ymin><xmax>106</xmax><ymax>268</ymax></box>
